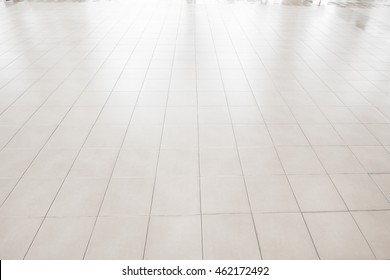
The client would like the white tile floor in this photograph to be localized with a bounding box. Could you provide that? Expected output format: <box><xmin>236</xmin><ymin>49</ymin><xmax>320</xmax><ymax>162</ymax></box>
<box><xmin>0</xmin><ymin>0</ymin><xmax>390</xmax><ymax>260</ymax></box>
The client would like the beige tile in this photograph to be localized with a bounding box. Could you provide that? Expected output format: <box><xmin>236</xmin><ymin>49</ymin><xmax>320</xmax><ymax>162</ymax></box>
<box><xmin>168</xmin><ymin>93</ymin><xmax>197</xmax><ymax>107</ymax></box>
<box><xmin>152</xmin><ymin>176</ymin><xmax>200</xmax><ymax>215</ymax></box>
<box><xmin>350</xmin><ymin>146</ymin><xmax>390</xmax><ymax>173</ymax></box>
<box><xmin>349</xmin><ymin>107</ymin><xmax>389</xmax><ymax>124</ymax></box>
<box><xmin>301</xmin><ymin>124</ymin><xmax>344</xmax><ymax>146</ymax></box>
<box><xmin>254</xmin><ymin>213</ymin><xmax>318</xmax><ymax>260</ymax></box>
<box><xmin>137</xmin><ymin>93</ymin><xmax>167</xmax><ymax>107</ymax></box>
<box><xmin>123</xmin><ymin>125</ymin><xmax>163</xmax><ymax>148</ymax></box>
<box><xmin>268</xmin><ymin>125</ymin><xmax>309</xmax><ymax>146</ymax></box>
<box><xmin>106</xmin><ymin>92</ymin><xmax>138</xmax><ymax>107</ymax></box>
<box><xmin>352</xmin><ymin>211</ymin><xmax>390</xmax><ymax>259</ymax></box>
<box><xmin>0</xmin><ymin>149</ymin><xmax>37</xmax><ymax>178</ymax></box>
<box><xmin>330</xmin><ymin>174</ymin><xmax>389</xmax><ymax>210</ymax></box>
<box><xmin>201</xmin><ymin>176</ymin><xmax>250</xmax><ymax>214</ymax></box>
<box><xmin>0</xmin><ymin>125</ymin><xmax>18</xmax><ymax>149</ymax></box>
<box><xmin>304</xmin><ymin>212</ymin><xmax>374</xmax><ymax>259</ymax></box>
<box><xmin>25</xmin><ymin>217</ymin><xmax>95</xmax><ymax>260</ymax></box>
<box><xmin>113</xmin><ymin>148</ymin><xmax>159</xmax><ymax>178</ymax></box>
<box><xmin>61</xmin><ymin>107</ymin><xmax>101</xmax><ymax>126</ymax></box>
<box><xmin>0</xmin><ymin>178</ymin><xmax>63</xmax><ymax>217</ymax></box>
<box><xmin>245</xmin><ymin>175</ymin><xmax>299</xmax><ymax>213</ymax></box>
<box><xmin>239</xmin><ymin>147</ymin><xmax>284</xmax><ymax>175</ymax></box>
<box><xmin>144</xmin><ymin>215</ymin><xmax>202</xmax><ymax>260</ymax></box>
<box><xmin>288</xmin><ymin>175</ymin><xmax>346</xmax><ymax>212</ymax></box>
<box><xmin>24</xmin><ymin>149</ymin><xmax>79</xmax><ymax>179</ymax></box>
<box><xmin>161</xmin><ymin>125</ymin><xmax>198</xmax><ymax>149</ymax></box>
<box><xmin>45</xmin><ymin>125</ymin><xmax>92</xmax><ymax>149</ymax></box>
<box><xmin>96</xmin><ymin>106</ymin><xmax>133</xmax><ymax>125</ymax></box>
<box><xmin>26</xmin><ymin>106</ymin><xmax>69</xmax><ymax>126</ymax></box>
<box><xmin>0</xmin><ymin>178</ymin><xmax>17</xmax><ymax>205</ymax></box>
<box><xmin>199</xmin><ymin>125</ymin><xmax>236</xmax><ymax>148</ymax></box>
<box><xmin>290</xmin><ymin>106</ymin><xmax>328</xmax><ymax>124</ymax></box>
<box><xmin>260</xmin><ymin>106</ymin><xmax>296</xmax><ymax>124</ymax></box>
<box><xmin>157</xmin><ymin>149</ymin><xmax>198</xmax><ymax>177</ymax></box>
<box><xmin>314</xmin><ymin>146</ymin><xmax>365</xmax><ymax>174</ymax></box>
<box><xmin>230</xmin><ymin>107</ymin><xmax>264</xmax><ymax>124</ymax></box>
<box><xmin>100</xmin><ymin>178</ymin><xmax>154</xmax><ymax>216</ymax></box>
<box><xmin>69</xmin><ymin>148</ymin><xmax>119</xmax><ymax>178</ymax></box>
<box><xmin>48</xmin><ymin>178</ymin><xmax>108</xmax><ymax>217</ymax></box>
<box><xmin>198</xmin><ymin>93</ymin><xmax>227</xmax><ymax>107</ymax></box>
<box><xmin>334</xmin><ymin>124</ymin><xmax>380</xmax><ymax>146</ymax></box>
<box><xmin>131</xmin><ymin>107</ymin><xmax>165</xmax><ymax>125</ymax></box>
<box><xmin>234</xmin><ymin>125</ymin><xmax>273</xmax><ymax>147</ymax></box>
<box><xmin>165</xmin><ymin>107</ymin><xmax>197</xmax><ymax>125</ymax></box>
<box><xmin>366</xmin><ymin>124</ymin><xmax>390</xmax><ymax>145</ymax></box>
<box><xmin>203</xmin><ymin>214</ymin><xmax>261</xmax><ymax>260</ymax></box>
<box><xmin>0</xmin><ymin>217</ymin><xmax>43</xmax><ymax>259</ymax></box>
<box><xmin>0</xmin><ymin>106</ymin><xmax>38</xmax><ymax>126</ymax></box>
<box><xmin>277</xmin><ymin>146</ymin><xmax>325</xmax><ymax>175</ymax></box>
<box><xmin>200</xmin><ymin>148</ymin><xmax>242</xmax><ymax>177</ymax></box>
<box><xmin>85</xmin><ymin>216</ymin><xmax>148</xmax><ymax>260</ymax></box>
<box><xmin>85</xmin><ymin>124</ymin><xmax>127</xmax><ymax>148</ymax></box>
<box><xmin>6</xmin><ymin>125</ymin><xmax>55</xmax><ymax>150</ymax></box>
<box><xmin>75</xmin><ymin>91</ymin><xmax>110</xmax><ymax>107</ymax></box>
<box><xmin>198</xmin><ymin>107</ymin><xmax>230</xmax><ymax>124</ymax></box>
<box><xmin>370</xmin><ymin>174</ymin><xmax>390</xmax><ymax>201</ymax></box>
<box><xmin>320</xmin><ymin>106</ymin><xmax>359</xmax><ymax>123</ymax></box>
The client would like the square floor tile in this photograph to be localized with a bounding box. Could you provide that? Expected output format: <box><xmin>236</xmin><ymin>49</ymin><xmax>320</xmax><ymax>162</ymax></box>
<box><xmin>0</xmin><ymin>178</ymin><xmax>63</xmax><ymax>217</ymax></box>
<box><xmin>352</xmin><ymin>211</ymin><xmax>390</xmax><ymax>259</ymax></box>
<box><xmin>314</xmin><ymin>146</ymin><xmax>365</xmax><ymax>174</ymax></box>
<box><xmin>113</xmin><ymin>149</ymin><xmax>159</xmax><ymax>178</ymax></box>
<box><xmin>245</xmin><ymin>175</ymin><xmax>299</xmax><ymax>213</ymax></box>
<box><xmin>304</xmin><ymin>212</ymin><xmax>374</xmax><ymax>260</ymax></box>
<box><xmin>201</xmin><ymin>176</ymin><xmax>250</xmax><ymax>214</ymax></box>
<box><xmin>48</xmin><ymin>178</ymin><xmax>108</xmax><ymax>217</ymax></box>
<box><xmin>330</xmin><ymin>174</ymin><xmax>389</xmax><ymax>211</ymax></box>
<box><xmin>334</xmin><ymin>124</ymin><xmax>380</xmax><ymax>146</ymax></box>
<box><xmin>277</xmin><ymin>146</ymin><xmax>325</xmax><ymax>175</ymax></box>
<box><xmin>199</xmin><ymin>125</ymin><xmax>236</xmax><ymax>148</ymax></box>
<box><xmin>0</xmin><ymin>178</ymin><xmax>17</xmax><ymax>205</ymax></box>
<box><xmin>239</xmin><ymin>147</ymin><xmax>284</xmax><ymax>175</ymax></box>
<box><xmin>234</xmin><ymin>125</ymin><xmax>273</xmax><ymax>147</ymax></box>
<box><xmin>268</xmin><ymin>125</ymin><xmax>309</xmax><ymax>146</ymax></box>
<box><xmin>200</xmin><ymin>148</ymin><xmax>242</xmax><ymax>177</ymax></box>
<box><xmin>152</xmin><ymin>176</ymin><xmax>200</xmax><ymax>215</ymax></box>
<box><xmin>100</xmin><ymin>178</ymin><xmax>154</xmax><ymax>216</ymax></box>
<box><xmin>350</xmin><ymin>146</ymin><xmax>390</xmax><ymax>173</ymax></box>
<box><xmin>157</xmin><ymin>148</ymin><xmax>198</xmax><ymax>177</ymax></box>
<box><xmin>288</xmin><ymin>175</ymin><xmax>346</xmax><ymax>212</ymax></box>
<box><xmin>25</xmin><ymin>217</ymin><xmax>95</xmax><ymax>260</ymax></box>
<box><xmin>69</xmin><ymin>148</ymin><xmax>119</xmax><ymax>179</ymax></box>
<box><xmin>85</xmin><ymin>216</ymin><xmax>148</xmax><ymax>260</ymax></box>
<box><xmin>0</xmin><ymin>217</ymin><xmax>43</xmax><ymax>259</ymax></box>
<box><xmin>254</xmin><ymin>213</ymin><xmax>318</xmax><ymax>260</ymax></box>
<box><xmin>144</xmin><ymin>215</ymin><xmax>202</xmax><ymax>260</ymax></box>
<box><xmin>370</xmin><ymin>174</ymin><xmax>390</xmax><ymax>201</ymax></box>
<box><xmin>203</xmin><ymin>214</ymin><xmax>261</xmax><ymax>260</ymax></box>
<box><xmin>161</xmin><ymin>125</ymin><xmax>198</xmax><ymax>149</ymax></box>
<box><xmin>300</xmin><ymin>124</ymin><xmax>344</xmax><ymax>146</ymax></box>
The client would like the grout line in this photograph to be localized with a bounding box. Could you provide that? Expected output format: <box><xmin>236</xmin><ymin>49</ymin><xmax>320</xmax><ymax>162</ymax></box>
<box><xmin>225</xmin><ymin>3</ymin><xmax>322</xmax><ymax>260</ymax></box>
<box><xmin>0</xmin><ymin>7</ymin><xmax>125</xmax><ymax>210</ymax></box>
<box><xmin>204</xmin><ymin>1</ymin><xmax>264</xmax><ymax>260</ymax></box>
<box><xmin>19</xmin><ymin>3</ymin><xmax>149</xmax><ymax>259</ymax></box>
<box><xmin>194</xmin><ymin>2</ymin><xmax>205</xmax><ymax>261</ymax></box>
<box><xmin>141</xmin><ymin>0</ymin><xmax>186</xmax><ymax>260</ymax></box>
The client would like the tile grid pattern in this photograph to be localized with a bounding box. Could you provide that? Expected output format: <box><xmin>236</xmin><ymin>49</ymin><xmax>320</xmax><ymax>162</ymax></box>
<box><xmin>220</xmin><ymin>3</ymin><xmax>321</xmax><ymax>259</ymax></box>
<box><xmin>21</xmin><ymin>2</ymin><xmax>153</xmax><ymax>259</ymax></box>
<box><xmin>0</xmin><ymin>0</ymin><xmax>390</xmax><ymax>260</ymax></box>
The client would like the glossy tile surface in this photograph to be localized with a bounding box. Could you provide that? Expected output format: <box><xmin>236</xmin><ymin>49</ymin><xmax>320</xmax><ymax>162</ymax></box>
<box><xmin>1</xmin><ymin>0</ymin><xmax>390</xmax><ymax>259</ymax></box>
